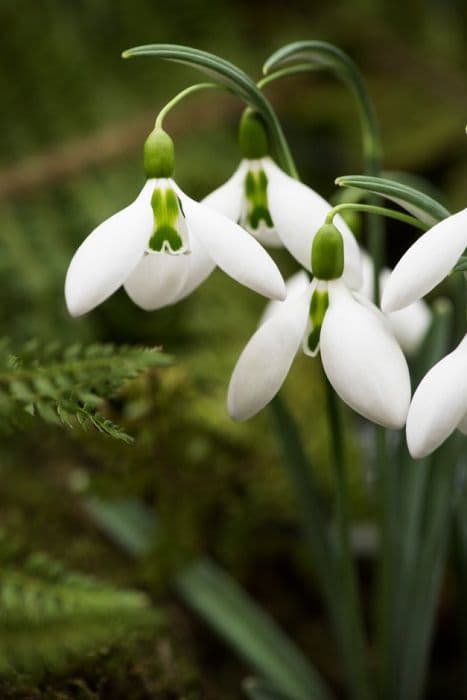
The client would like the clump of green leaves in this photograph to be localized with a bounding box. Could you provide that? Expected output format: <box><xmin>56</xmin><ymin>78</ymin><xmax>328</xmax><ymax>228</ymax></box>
<box><xmin>0</xmin><ymin>339</ymin><xmax>171</xmax><ymax>442</ymax></box>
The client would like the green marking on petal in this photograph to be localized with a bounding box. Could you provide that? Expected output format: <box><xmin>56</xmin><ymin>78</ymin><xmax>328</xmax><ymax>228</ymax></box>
<box><xmin>149</xmin><ymin>186</ymin><xmax>187</xmax><ymax>254</ymax></box>
<box><xmin>243</xmin><ymin>168</ymin><xmax>274</xmax><ymax>231</ymax></box>
<box><xmin>304</xmin><ymin>287</ymin><xmax>329</xmax><ymax>355</ymax></box>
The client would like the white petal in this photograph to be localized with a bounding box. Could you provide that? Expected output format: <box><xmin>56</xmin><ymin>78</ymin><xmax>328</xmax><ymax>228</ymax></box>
<box><xmin>124</xmin><ymin>252</ymin><xmax>190</xmax><ymax>311</ymax></box>
<box><xmin>171</xmin><ymin>232</ymin><xmax>216</xmax><ymax>302</ymax></box>
<box><xmin>360</xmin><ymin>252</ymin><xmax>431</xmax><ymax>354</ymax></box>
<box><xmin>406</xmin><ymin>334</ymin><xmax>467</xmax><ymax>458</ymax></box>
<box><xmin>201</xmin><ymin>161</ymin><xmax>246</xmax><ymax>220</ymax></box>
<box><xmin>382</xmin><ymin>209</ymin><xmax>467</xmax><ymax>312</ymax></box>
<box><xmin>228</xmin><ymin>282</ymin><xmax>314</xmax><ymax>421</ymax></box>
<box><xmin>65</xmin><ymin>181</ymin><xmax>154</xmax><ymax>316</ymax></box>
<box><xmin>265</xmin><ymin>159</ymin><xmax>362</xmax><ymax>288</ymax></box>
<box><xmin>320</xmin><ymin>280</ymin><xmax>411</xmax><ymax>429</ymax></box>
<box><xmin>458</xmin><ymin>412</ymin><xmax>467</xmax><ymax>435</ymax></box>
<box><xmin>177</xmin><ymin>187</ymin><xmax>286</xmax><ymax>300</ymax></box>
<box><xmin>260</xmin><ymin>270</ymin><xmax>310</xmax><ymax>325</ymax></box>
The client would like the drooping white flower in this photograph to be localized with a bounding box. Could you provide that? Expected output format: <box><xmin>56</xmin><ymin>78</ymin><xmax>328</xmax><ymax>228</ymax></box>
<box><xmin>406</xmin><ymin>334</ymin><xmax>467</xmax><ymax>458</ymax></box>
<box><xmin>382</xmin><ymin>208</ymin><xmax>467</xmax><ymax>313</ymax></box>
<box><xmin>359</xmin><ymin>251</ymin><xmax>431</xmax><ymax>354</ymax></box>
<box><xmin>228</xmin><ymin>226</ymin><xmax>411</xmax><ymax>428</ymax></box>
<box><xmin>65</xmin><ymin>129</ymin><xmax>286</xmax><ymax>317</ymax></box>
<box><xmin>203</xmin><ymin>109</ymin><xmax>362</xmax><ymax>289</ymax></box>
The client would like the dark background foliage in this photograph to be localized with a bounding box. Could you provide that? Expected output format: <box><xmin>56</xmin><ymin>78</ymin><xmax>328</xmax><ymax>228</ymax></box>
<box><xmin>1</xmin><ymin>0</ymin><xmax>467</xmax><ymax>697</ymax></box>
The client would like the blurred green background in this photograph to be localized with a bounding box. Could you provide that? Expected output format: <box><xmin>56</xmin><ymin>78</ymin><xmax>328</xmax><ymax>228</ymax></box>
<box><xmin>1</xmin><ymin>0</ymin><xmax>467</xmax><ymax>697</ymax></box>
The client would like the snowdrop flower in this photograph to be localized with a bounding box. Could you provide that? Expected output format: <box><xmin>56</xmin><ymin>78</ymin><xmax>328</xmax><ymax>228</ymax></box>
<box><xmin>65</xmin><ymin>127</ymin><xmax>286</xmax><ymax>316</ymax></box>
<box><xmin>359</xmin><ymin>251</ymin><xmax>431</xmax><ymax>354</ymax></box>
<box><xmin>382</xmin><ymin>208</ymin><xmax>467</xmax><ymax>313</ymax></box>
<box><xmin>203</xmin><ymin>109</ymin><xmax>362</xmax><ymax>289</ymax></box>
<box><xmin>228</xmin><ymin>224</ymin><xmax>411</xmax><ymax>428</ymax></box>
<box><xmin>406</xmin><ymin>334</ymin><xmax>467</xmax><ymax>458</ymax></box>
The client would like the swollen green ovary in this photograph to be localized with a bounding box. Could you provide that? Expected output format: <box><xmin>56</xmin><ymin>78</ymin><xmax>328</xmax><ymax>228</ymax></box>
<box><xmin>149</xmin><ymin>187</ymin><xmax>188</xmax><ymax>254</ymax></box>
<box><xmin>243</xmin><ymin>169</ymin><xmax>274</xmax><ymax>231</ymax></box>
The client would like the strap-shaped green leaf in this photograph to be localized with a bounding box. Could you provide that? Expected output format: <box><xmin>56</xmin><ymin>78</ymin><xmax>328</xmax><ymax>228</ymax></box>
<box><xmin>177</xmin><ymin>559</ymin><xmax>333</xmax><ymax>700</ymax></box>
<box><xmin>335</xmin><ymin>175</ymin><xmax>450</xmax><ymax>226</ymax></box>
<box><xmin>122</xmin><ymin>44</ymin><xmax>298</xmax><ymax>177</ymax></box>
<box><xmin>244</xmin><ymin>677</ymin><xmax>297</xmax><ymax>700</ymax></box>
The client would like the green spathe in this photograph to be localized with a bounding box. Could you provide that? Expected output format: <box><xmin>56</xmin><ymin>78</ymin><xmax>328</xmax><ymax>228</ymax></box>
<box><xmin>238</xmin><ymin>108</ymin><xmax>270</xmax><ymax>159</ymax></box>
<box><xmin>311</xmin><ymin>224</ymin><xmax>344</xmax><ymax>280</ymax></box>
<box><xmin>144</xmin><ymin>128</ymin><xmax>175</xmax><ymax>178</ymax></box>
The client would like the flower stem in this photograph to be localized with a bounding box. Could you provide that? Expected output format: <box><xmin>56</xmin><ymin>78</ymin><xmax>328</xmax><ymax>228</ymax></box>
<box><xmin>155</xmin><ymin>82</ymin><xmax>224</xmax><ymax>130</ymax></box>
<box><xmin>325</xmin><ymin>203</ymin><xmax>427</xmax><ymax>231</ymax></box>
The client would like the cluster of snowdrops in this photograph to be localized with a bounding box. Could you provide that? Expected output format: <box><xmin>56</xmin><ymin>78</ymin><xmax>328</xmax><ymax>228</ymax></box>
<box><xmin>64</xmin><ymin>109</ymin><xmax>467</xmax><ymax>459</ymax></box>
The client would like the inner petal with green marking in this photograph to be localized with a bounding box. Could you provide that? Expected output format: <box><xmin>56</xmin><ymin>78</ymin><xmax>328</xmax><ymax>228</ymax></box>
<box><xmin>242</xmin><ymin>167</ymin><xmax>274</xmax><ymax>232</ymax></box>
<box><xmin>303</xmin><ymin>284</ymin><xmax>329</xmax><ymax>357</ymax></box>
<box><xmin>148</xmin><ymin>184</ymin><xmax>190</xmax><ymax>255</ymax></box>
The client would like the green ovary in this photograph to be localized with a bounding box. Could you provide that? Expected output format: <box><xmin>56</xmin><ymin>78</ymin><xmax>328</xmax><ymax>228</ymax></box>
<box><xmin>244</xmin><ymin>169</ymin><xmax>273</xmax><ymax>231</ymax></box>
<box><xmin>149</xmin><ymin>186</ymin><xmax>185</xmax><ymax>253</ymax></box>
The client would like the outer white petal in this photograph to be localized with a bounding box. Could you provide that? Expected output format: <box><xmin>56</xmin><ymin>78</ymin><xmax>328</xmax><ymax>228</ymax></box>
<box><xmin>177</xmin><ymin>187</ymin><xmax>286</xmax><ymax>300</ymax></box>
<box><xmin>201</xmin><ymin>161</ymin><xmax>247</xmax><ymax>220</ymax></box>
<box><xmin>458</xmin><ymin>412</ymin><xmax>467</xmax><ymax>435</ymax></box>
<box><xmin>320</xmin><ymin>280</ymin><xmax>411</xmax><ymax>429</ymax></box>
<box><xmin>264</xmin><ymin>159</ymin><xmax>362</xmax><ymax>288</ymax></box>
<box><xmin>382</xmin><ymin>208</ymin><xmax>467</xmax><ymax>312</ymax></box>
<box><xmin>124</xmin><ymin>253</ymin><xmax>190</xmax><ymax>311</ymax></box>
<box><xmin>228</xmin><ymin>282</ymin><xmax>314</xmax><ymax>421</ymax></box>
<box><xmin>360</xmin><ymin>251</ymin><xmax>431</xmax><ymax>354</ymax></box>
<box><xmin>171</xmin><ymin>232</ymin><xmax>216</xmax><ymax>302</ymax></box>
<box><xmin>406</xmin><ymin>334</ymin><xmax>467</xmax><ymax>458</ymax></box>
<box><xmin>65</xmin><ymin>181</ymin><xmax>154</xmax><ymax>316</ymax></box>
<box><xmin>260</xmin><ymin>270</ymin><xmax>310</xmax><ymax>325</ymax></box>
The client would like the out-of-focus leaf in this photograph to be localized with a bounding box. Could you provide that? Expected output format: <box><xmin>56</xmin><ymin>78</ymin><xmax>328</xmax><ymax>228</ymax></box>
<box><xmin>177</xmin><ymin>559</ymin><xmax>333</xmax><ymax>700</ymax></box>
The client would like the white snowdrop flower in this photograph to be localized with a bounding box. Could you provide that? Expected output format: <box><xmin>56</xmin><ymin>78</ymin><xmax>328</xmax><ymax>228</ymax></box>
<box><xmin>228</xmin><ymin>224</ymin><xmax>411</xmax><ymax>428</ymax></box>
<box><xmin>382</xmin><ymin>208</ymin><xmax>467</xmax><ymax>313</ymax></box>
<box><xmin>406</xmin><ymin>334</ymin><xmax>467</xmax><ymax>458</ymax></box>
<box><xmin>65</xmin><ymin>128</ymin><xmax>286</xmax><ymax>317</ymax></box>
<box><xmin>359</xmin><ymin>251</ymin><xmax>431</xmax><ymax>354</ymax></box>
<box><xmin>203</xmin><ymin>109</ymin><xmax>362</xmax><ymax>289</ymax></box>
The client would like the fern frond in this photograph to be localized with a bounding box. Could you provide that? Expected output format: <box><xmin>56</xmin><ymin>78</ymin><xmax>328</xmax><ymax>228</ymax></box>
<box><xmin>0</xmin><ymin>552</ymin><xmax>162</xmax><ymax>676</ymax></box>
<box><xmin>0</xmin><ymin>339</ymin><xmax>171</xmax><ymax>441</ymax></box>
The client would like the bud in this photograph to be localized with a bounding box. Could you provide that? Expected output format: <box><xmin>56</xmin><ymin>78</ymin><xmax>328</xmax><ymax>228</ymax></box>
<box><xmin>238</xmin><ymin>108</ymin><xmax>269</xmax><ymax>159</ymax></box>
<box><xmin>143</xmin><ymin>127</ymin><xmax>175</xmax><ymax>178</ymax></box>
<box><xmin>311</xmin><ymin>223</ymin><xmax>344</xmax><ymax>280</ymax></box>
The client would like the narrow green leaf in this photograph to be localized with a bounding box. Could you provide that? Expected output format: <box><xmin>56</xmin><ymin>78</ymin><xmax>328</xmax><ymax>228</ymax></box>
<box><xmin>454</xmin><ymin>255</ymin><xmax>467</xmax><ymax>272</ymax></box>
<box><xmin>83</xmin><ymin>498</ymin><xmax>158</xmax><ymax>557</ymax></box>
<box><xmin>382</xmin><ymin>302</ymin><xmax>456</xmax><ymax>700</ymax></box>
<box><xmin>335</xmin><ymin>175</ymin><xmax>450</xmax><ymax>226</ymax></box>
<box><xmin>177</xmin><ymin>559</ymin><xmax>333</xmax><ymax>700</ymax></box>
<box><xmin>244</xmin><ymin>677</ymin><xmax>296</xmax><ymax>700</ymax></box>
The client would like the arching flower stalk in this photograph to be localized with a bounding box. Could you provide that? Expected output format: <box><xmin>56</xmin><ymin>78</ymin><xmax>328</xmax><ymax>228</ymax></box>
<box><xmin>228</xmin><ymin>223</ymin><xmax>411</xmax><ymax>429</ymax></box>
<box><xmin>204</xmin><ymin>108</ymin><xmax>362</xmax><ymax>289</ymax></box>
<box><xmin>381</xmin><ymin>209</ymin><xmax>467</xmax><ymax>457</ymax></box>
<box><xmin>65</xmin><ymin>126</ymin><xmax>286</xmax><ymax>317</ymax></box>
